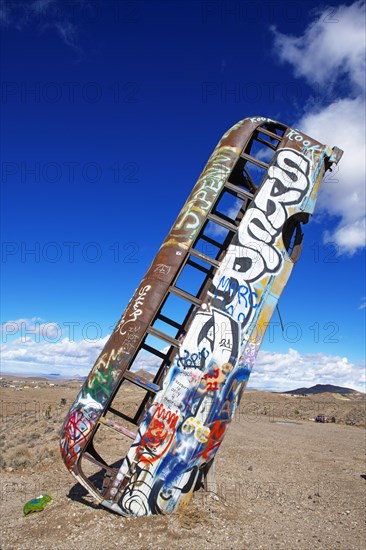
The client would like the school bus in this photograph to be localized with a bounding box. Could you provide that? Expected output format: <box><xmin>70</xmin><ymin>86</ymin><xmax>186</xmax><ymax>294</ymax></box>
<box><xmin>60</xmin><ymin>116</ymin><xmax>343</xmax><ymax>516</ymax></box>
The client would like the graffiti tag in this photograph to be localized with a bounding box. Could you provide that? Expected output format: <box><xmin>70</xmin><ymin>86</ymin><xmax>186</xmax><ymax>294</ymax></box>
<box><xmin>115</xmin><ymin>285</ymin><xmax>151</xmax><ymax>335</ymax></box>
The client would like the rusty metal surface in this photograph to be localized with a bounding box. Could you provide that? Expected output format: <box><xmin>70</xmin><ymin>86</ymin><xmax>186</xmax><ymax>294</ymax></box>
<box><xmin>60</xmin><ymin>116</ymin><xmax>343</xmax><ymax>515</ymax></box>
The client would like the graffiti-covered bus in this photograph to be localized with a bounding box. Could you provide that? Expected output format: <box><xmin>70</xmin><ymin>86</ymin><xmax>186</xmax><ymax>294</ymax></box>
<box><xmin>60</xmin><ymin>116</ymin><xmax>343</xmax><ymax>517</ymax></box>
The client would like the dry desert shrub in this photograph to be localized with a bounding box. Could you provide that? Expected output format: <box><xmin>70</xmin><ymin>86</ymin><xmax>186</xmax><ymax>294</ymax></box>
<box><xmin>27</xmin><ymin>434</ymin><xmax>42</xmax><ymax>448</ymax></box>
<box><xmin>37</xmin><ymin>442</ymin><xmax>58</xmax><ymax>461</ymax></box>
<box><xmin>6</xmin><ymin>444</ymin><xmax>34</xmax><ymax>469</ymax></box>
<box><xmin>0</xmin><ymin>451</ymin><xmax>6</xmax><ymax>469</ymax></box>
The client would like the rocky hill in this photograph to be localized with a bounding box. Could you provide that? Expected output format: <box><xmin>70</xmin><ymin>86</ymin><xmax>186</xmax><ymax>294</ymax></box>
<box><xmin>282</xmin><ymin>384</ymin><xmax>364</xmax><ymax>397</ymax></box>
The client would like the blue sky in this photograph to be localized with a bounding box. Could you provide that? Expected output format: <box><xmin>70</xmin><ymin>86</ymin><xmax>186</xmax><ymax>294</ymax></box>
<box><xmin>1</xmin><ymin>0</ymin><xmax>365</xmax><ymax>391</ymax></box>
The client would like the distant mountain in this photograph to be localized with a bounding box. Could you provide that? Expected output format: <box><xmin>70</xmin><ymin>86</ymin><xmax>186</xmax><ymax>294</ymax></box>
<box><xmin>133</xmin><ymin>369</ymin><xmax>154</xmax><ymax>381</ymax></box>
<box><xmin>283</xmin><ymin>384</ymin><xmax>362</xmax><ymax>396</ymax></box>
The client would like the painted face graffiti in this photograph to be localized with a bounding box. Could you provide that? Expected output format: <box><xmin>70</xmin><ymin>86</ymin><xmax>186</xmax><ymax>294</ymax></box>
<box><xmin>136</xmin><ymin>403</ymin><xmax>179</xmax><ymax>464</ymax></box>
<box><xmin>194</xmin><ymin>310</ymin><xmax>240</xmax><ymax>367</ymax></box>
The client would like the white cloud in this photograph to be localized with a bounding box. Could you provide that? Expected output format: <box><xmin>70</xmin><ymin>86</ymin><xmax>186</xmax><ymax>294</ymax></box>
<box><xmin>272</xmin><ymin>1</ymin><xmax>366</xmax><ymax>255</ymax></box>
<box><xmin>52</xmin><ymin>21</ymin><xmax>78</xmax><ymax>50</ymax></box>
<box><xmin>1</xmin><ymin>335</ymin><xmax>108</xmax><ymax>377</ymax></box>
<box><xmin>1</xmin><ymin>317</ymin><xmax>43</xmax><ymax>334</ymax></box>
<box><xmin>0</xmin><ymin>0</ymin><xmax>82</xmax><ymax>52</ymax></box>
<box><xmin>0</xmin><ymin>317</ymin><xmax>63</xmax><ymax>341</ymax></box>
<box><xmin>272</xmin><ymin>1</ymin><xmax>366</xmax><ymax>93</ymax></box>
<box><xmin>1</xmin><ymin>333</ymin><xmax>364</xmax><ymax>393</ymax></box>
<box><xmin>298</xmin><ymin>97</ymin><xmax>366</xmax><ymax>255</ymax></box>
<box><xmin>0</xmin><ymin>315</ymin><xmax>109</xmax><ymax>377</ymax></box>
<box><xmin>0</xmin><ymin>2</ymin><xmax>10</xmax><ymax>25</ymax></box>
<box><xmin>31</xmin><ymin>0</ymin><xmax>55</xmax><ymax>14</ymax></box>
<box><xmin>324</xmin><ymin>216</ymin><xmax>366</xmax><ymax>255</ymax></box>
<box><xmin>0</xmin><ymin>333</ymin><xmax>167</xmax><ymax>378</ymax></box>
<box><xmin>249</xmin><ymin>348</ymin><xmax>365</xmax><ymax>393</ymax></box>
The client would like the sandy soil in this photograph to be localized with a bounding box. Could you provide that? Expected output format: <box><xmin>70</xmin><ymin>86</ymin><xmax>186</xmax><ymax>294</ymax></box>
<box><xmin>0</xmin><ymin>376</ymin><xmax>365</xmax><ymax>550</ymax></box>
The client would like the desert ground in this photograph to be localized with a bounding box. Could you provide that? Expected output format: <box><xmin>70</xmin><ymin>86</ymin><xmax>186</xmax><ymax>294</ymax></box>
<box><xmin>0</xmin><ymin>375</ymin><xmax>365</xmax><ymax>550</ymax></box>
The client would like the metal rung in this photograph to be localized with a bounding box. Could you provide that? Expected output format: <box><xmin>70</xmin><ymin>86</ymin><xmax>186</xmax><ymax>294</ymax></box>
<box><xmin>190</xmin><ymin>248</ymin><xmax>220</xmax><ymax>268</ymax></box>
<box><xmin>142</xmin><ymin>342</ymin><xmax>168</xmax><ymax>359</ymax></box>
<box><xmin>208</xmin><ymin>213</ymin><xmax>238</xmax><ymax>232</ymax></box>
<box><xmin>169</xmin><ymin>286</ymin><xmax>203</xmax><ymax>306</ymax></box>
<box><xmin>200</xmin><ymin>234</ymin><xmax>224</xmax><ymax>248</ymax></box>
<box><xmin>224</xmin><ymin>181</ymin><xmax>254</xmax><ymax>200</ymax></box>
<box><xmin>107</xmin><ymin>406</ymin><xmax>135</xmax><ymax>424</ymax></box>
<box><xmin>256</xmin><ymin>135</ymin><xmax>277</xmax><ymax>151</ymax></box>
<box><xmin>240</xmin><ymin>152</ymin><xmax>269</xmax><ymax>170</ymax></box>
<box><xmin>146</xmin><ymin>326</ymin><xmax>181</xmax><ymax>348</ymax></box>
<box><xmin>257</xmin><ymin>127</ymin><xmax>282</xmax><ymax>141</ymax></box>
<box><xmin>186</xmin><ymin>258</ymin><xmax>211</xmax><ymax>274</ymax></box>
<box><xmin>83</xmin><ymin>452</ymin><xmax>116</xmax><ymax>474</ymax></box>
<box><xmin>157</xmin><ymin>313</ymin><xmax>181</xmax><ymax>330</ymax></box>
<box><xmin>99</xmin><ymin>416</ymin><xmax>136</xmax><ymax>440</ymax></box>
<box><xmin>123</xmin><ymin>370</ymin><xmax>161</xmax><ymax>393</ymax></box>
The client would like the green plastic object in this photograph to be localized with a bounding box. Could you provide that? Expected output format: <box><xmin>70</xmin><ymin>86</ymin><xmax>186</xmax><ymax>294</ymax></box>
<box><xmin>23</xmin><ymin>494</ymin><xmax>52</xmax><ymax>515</ymax></box>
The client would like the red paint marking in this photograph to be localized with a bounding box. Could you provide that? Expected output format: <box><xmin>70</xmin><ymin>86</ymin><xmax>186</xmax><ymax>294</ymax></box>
<box><xmin>136</xmin><ymin>404</ymin><xmax>179</xmax><ymax>464</ymax></box>
<box><xmin>196</xmin><ymin>420</ymin><xmax>228</xmax><ymax>460</ymax></box>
